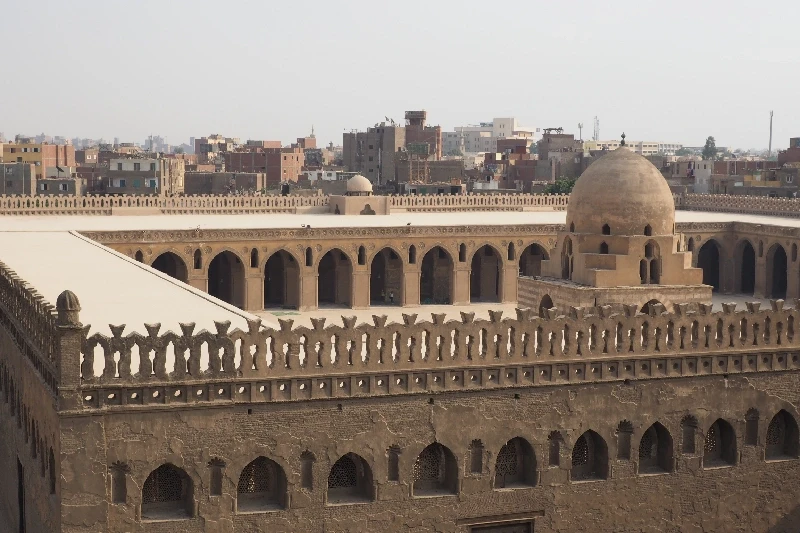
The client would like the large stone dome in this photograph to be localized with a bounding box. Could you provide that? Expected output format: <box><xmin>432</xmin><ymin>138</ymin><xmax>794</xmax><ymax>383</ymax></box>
<box><xmin>566</xmin><ymin>148</ymin><xmax>674</xmax><ymax>236</ymax></box>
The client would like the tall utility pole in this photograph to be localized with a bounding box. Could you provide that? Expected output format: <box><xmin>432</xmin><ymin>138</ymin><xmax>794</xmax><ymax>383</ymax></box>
<box><xmin>577</xmin><ymin>123</ymin><xmax>583</xmax><ymax>141</ymax></box>
<box><xmin>593</xmin><ymin>117</ymin><xmax>600</xmax><ymax>142</ymax></box>
<box><xmin>768</xmin><ymin>110</ymin><xmax>774</xmax><ymax>157</ymax></box>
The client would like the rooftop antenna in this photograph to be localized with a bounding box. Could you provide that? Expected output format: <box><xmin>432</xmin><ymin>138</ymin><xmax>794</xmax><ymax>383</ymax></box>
<box><xmin>768</xmin><ymin>110</ymin><xmax>774</xmax><ymax>158</ymax></box>
<box><xmin>593</xmin><ymin>117</ymin><xmax>600</xmax><ymax>142</ymax></box>
<box><xmin>577</xmin><ymin>123</ymin><xmax>583</xmax><ymax>141</ymax></box>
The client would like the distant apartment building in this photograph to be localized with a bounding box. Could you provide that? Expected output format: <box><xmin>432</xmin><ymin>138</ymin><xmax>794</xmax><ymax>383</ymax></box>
<box><xmin>304</xmin><ymin>170</ymin><xmax>358</xmax><ymax>184</ymax></box>
<box><xmin>102</xmin><ymin>158</ymin><xmax>185</xmax><ymax>195</ymax></box>
<box><xmin>442</xmin><ymin>117</ymin><xmax>534</xmax><ymax>155</ymax></box>
<box><xmin>75</xmin><ymin>148</ymin><xmax>99</xmax><ymax>165</ymax></box>
<box><xmin>342</xmin><ymin>111</ymin><xmax>443</xmax><ymax>184</ymax></box>
<box><xmin>223</xmin><ymin>146</ymin><xmax>303</xmax><ymax>185</ymax></box>
<box><xmin>37</xmin><ymin>177</ymin><xmax>86</xmax><ymax>196</ymax></box>
<box><xmin>2</xmin><ymin>140</ymin><xmax>75</xmax><ymax>179</ymax></box>
<box><xmin>195</xmin><ymin>135</ymin><xmax>241</xmax><ymax>163</ymax></box>
<box><xmin>395</xmin><ymin>155</ymin><xmax>464</xmax><ymax>184</ymax></box>
<box><xmin>584</xmin><ymin>140</ymin><xmax>683</xmax><ymax>156</ymax></box>
<box><xmin>0</xmin><ymin>163</ymin><xmax>35</xmax><ymax>195</ymax></box>
<box><xmin>183</xmin><ymin>172</ymin><xmax>266</xmax><ymax>195</ymax></box>
<box><xmin>778</xmin><ymin>137</ymin><xmax>800</xmax><ymax>166</ymax></box>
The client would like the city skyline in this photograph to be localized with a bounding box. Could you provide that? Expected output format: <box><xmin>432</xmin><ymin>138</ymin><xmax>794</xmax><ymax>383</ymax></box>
<box><xmin>1</xmin><ymin>0</ymin><xmax>798</xmax><ymax>150</ymax></box>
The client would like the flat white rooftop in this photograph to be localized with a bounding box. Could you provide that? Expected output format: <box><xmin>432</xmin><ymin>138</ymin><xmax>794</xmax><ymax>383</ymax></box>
<box><xmin>0</xmin><ymin>210</ymin><xmax>795</xmax><ymax>233</ymax></box>
<box><xmin>0</xmin><ymin>231</ymin><xmax>265</xmax><ymax>338</ymax></box>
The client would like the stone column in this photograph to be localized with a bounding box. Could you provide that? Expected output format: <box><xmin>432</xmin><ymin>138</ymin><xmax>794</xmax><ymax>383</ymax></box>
<box><xmin>502</xmin><ymin>263</ymin><xmax>518</xmax><ymax>303</ymax></box>
<box><xmin>453</xmin><ymin>265</ymin><xmax>470</xmax><ymax>305</ymax></box>
<box><xmin>244</xmin><ymin>272</ymin><xmax>263</xmax><ymax>312</ymax></box>
<box><xmin>187</xmin><ymin>273</ymin><xmax>207</xmax><ymax>294</ymax></box>
<box><xmin>403</xmin><ymin>266</ymin><xmax>420</xmax><ymax>306</ymax></box>
<box><xmin>754</xmin><ymin>255</ymin><xmax>767</xmax><ymax>298</ymax></box>
<box><xmin>299</xmin><ymin>268</ymin><xmax>317</xmax><ymax>311</ymax></box>
<box><xmin>352</xmin><ymin>269</ymin><xmax>370</xmax><ymax>309</ymax></box>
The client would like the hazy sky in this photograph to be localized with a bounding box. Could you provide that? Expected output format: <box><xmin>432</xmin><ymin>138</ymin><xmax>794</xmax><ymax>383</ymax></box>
<box><xmin>2</xmin><ymin>0</ymin><xmax>798</xmax><ymax>150</ymax></box>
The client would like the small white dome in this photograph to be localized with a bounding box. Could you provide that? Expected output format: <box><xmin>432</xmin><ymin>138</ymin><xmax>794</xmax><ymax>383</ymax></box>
<box><xmin>346</xmin><ymin>174</ymin><xmax>373</xmax><ymax>193</ymax></box>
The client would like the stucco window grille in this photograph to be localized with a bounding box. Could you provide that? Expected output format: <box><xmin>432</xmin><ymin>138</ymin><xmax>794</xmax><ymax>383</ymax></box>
<box><xmin>413</xmin><ymin>444</ymin><xmax>457</xmax><ymax>496</ymax></box>
<box><xmin>703</xmin><ymin>419</ymin><xmax>736</xmax><ymax>467</ymax></box>
<box><xmin>571</xmin><ymin>431</ymin><xmax>608</xmax><ymax>481</ymax></box>
<box><xmin>237</xmin><ymin>457</ymin><xmax>284</xmax><ymax>511</ymax></box>
<box><xmin>327</xmin><ymin>453</ymin><xmax>373</xmax><ymax>503</ymax></box>
<box><xmin>572</xmin><ymin>435</ymin><xmax>589</xmax><ymax>467</ymax></box>
<box><xmin>141</xmin><ymin>464</ymin><xmax>193</xmax><ymax>520</ymax></box>
<box><xmin>328</xmin><ymin>456</ymin><xmax>357</xmax><ymax>489</ymax></box>
<box><xmin>494</xmin><ymin>438</ymin><xmax>537</xmax><ymax>489</ymax></box>
<box><xmin>766</xmin><ymin>411</ymin><xmax>798</xmax><ymax>459</ymax></box>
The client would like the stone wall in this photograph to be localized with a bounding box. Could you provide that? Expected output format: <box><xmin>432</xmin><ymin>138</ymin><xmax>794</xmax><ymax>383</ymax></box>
<box><xmin>676</xmin><ymin>193</ymin><xmax>800</xmax><ymax>218</ymax></box>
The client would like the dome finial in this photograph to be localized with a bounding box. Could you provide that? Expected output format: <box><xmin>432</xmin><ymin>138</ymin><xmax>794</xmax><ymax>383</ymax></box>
<box><xmin>620</xmin><ymin>132</ymin><xmax>626</xmax><ymax>147</ymax></box>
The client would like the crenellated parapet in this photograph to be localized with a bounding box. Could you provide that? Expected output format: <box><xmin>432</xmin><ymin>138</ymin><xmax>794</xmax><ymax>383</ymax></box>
<box><xmin>71</xmin><ymin>297</ymin><xmax>800</xmax><ymax>412</ymax></box>
<box><xmin>0</xmin><ymin>261</ymin><xmax>60</xmax><ymax>395</ymax></box>
<box><xmin>677</xmin><ymin>193</ymin><xmax>800</xmax><ymax>218</ymax></box>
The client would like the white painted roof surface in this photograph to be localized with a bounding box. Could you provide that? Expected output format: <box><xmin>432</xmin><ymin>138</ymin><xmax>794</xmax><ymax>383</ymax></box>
<box><xmin>0</xmin><ymin>231</ymin><xmax>266</xmax><ymax>338</ymax></box>
<box><xmin>0</xmin><ymin>210</ymin><xmax>796</xmax><ymax>233</ymax></box>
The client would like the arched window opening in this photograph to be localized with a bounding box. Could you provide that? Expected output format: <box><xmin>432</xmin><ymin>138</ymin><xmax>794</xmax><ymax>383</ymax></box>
<box><xmin>519</xmin><ymin>243</ymin><xmax>548</xmax><ymax>277</ymax></box>
<box><xmin>469</xmin><ymin>439</ymin><xmax>484</xmax><ymax>474</ymax></box>
<box><xmin>738</xmin><ymin>240</ymin><xmax>756</xmax><ymax>294</ymax></box>
<box><xmin>208</xmin><ymin>251</ymin><xmax>245</xmax><ymax>308</ymax></box>
<box><xmin>561</xmin><ymin>237</ymin><xmax>574</xmax><ymax>280</ymax></box>
<box><xmin>494</xmin><ymin>438</ymin><xmax>536</xmax><ymax>489</ymax></box>
<box><xmin>793</xmin><ymin>243</ymin><xmax>798</xmax><ymax>262</ymax></box>
<box><xmin>507</xmin><ymin>242</ymin><xmax>516</xmax><ymax>261</ymax></box>
<box><xmin>639</xmin><ymin>259</ymin><xmax>648</xmax><ymax>284</ymax></box>
<box><xmin>644</xmin><ymin>224</ymin><xmax>652</xmax><ymax>236</ymax></box>
<box><xmin>421</xmin><ymin>247</ymin><xmax>453</xmax><ymax>305</ymax></box>
<box><xmin>697</xmin><ymin>240</ymin><xmax>721</xmax><ymax>291</ymax></box>
<box><xmin>569</xmin><ymin>222</ymin><xmax>575</xmax><ymax>232</ymax></box>
<box><xmin>193</xmin><ymin>249</ymin><xmax>202</xmax><ymax>270</ymax></box>
<box><xmin>413</xmin><ymin>443</ymin><xmax>458</xmax><ymax>496</ymax></box>
<box><xmin>649</xmin><ymin>259</ymin><xmax>660</xmax><ymax>284</ymax></box>
<box><xmin>152</xmin><ymin>252</ymin><xmax>189</xmax><ymax>283</ymax></box>
<box><xmin>539</xmin><ymin>295</ymin><xmax>554</xmax><ymax>319</ymax></box>
<box><xmin>318</xmin><ymin>248</ymin><xmax>353</xmax><ymax>308</ymax></box>
<box><xmin>459</xmin><ymin>243</ymin><xmax>467</xmax><ymax>263</ymax></box>
<box><xmin>110</xmin><ymin>462</ymin><xmax>129</xmax><ymax>504</ymax></box>
<box><xmin>408</xmin><ymin>245</ymin><xmax>417</xmax><ymax>265</ymax></box>
<box><xmin>249</xmin><ymin>248</ymin><xmax>258</xmax><ymax>269</ymax></box>
<box><xmin>759</xmin><ymin>241</ymin><xmax>764</xmax><ymax>257</ymax></box>
<box><xmin>208</xmin><ymin>458</ymin><xmax>225</xmax><ymax>496</ymax></box>
<box><xmin>767</xmin><ymin>244</ymin><xmax>788</xmax><ymax>299</ymax></box>
<box><xmin>638</xmin><ymin>422</ymin><xmax>673</xmax><ymax>474</ymax></box>
<box><xmin>602</xmin><ymin>224</ymin><xmax>611</xmax><ymax>235</ymax></box>
<box><xmin>135</xmin><ymin>250</ymin><xmax>144</xmax><ymax>262</ymax></box>
<box><xmin>300</xmin><ymin>451</ymin><xmax>315</xmax><ymax>490</ymax></box>
<box><xmin>599</xmin><ymin>242</ymin><xmax>609</xmax><ymax>255</ymax></box>
<box><xmin>571</xmin><ymin>431</ymin><xmax>608</xmax><ymax>481</ymax></box>
<box><xmin>357</xmin><ymin>246</ymin><xmax>366</xmax><ymax>266</ymax></box>
<box><xmin>237</xmin><ymin>457</ymin><xmax>286</xmax><ymax>512</ymax></box>
<box><xmin>264</xmin><ymin>250</ymin><xmax>300</xmax><ymax>310</ymax></box>
<box><xmin>305</xmin><ymin>247</ymin><xmax>313</xmax><ymax>267</ymax></box>
<box><xmin>327</xmin><ymin>453</ymin><xmax>373</xmax><ymax>504</ymax></box>
<box><xmin>387</xmin><ymin>446</ymin><xmax>401</xmax><ymax>482</ymax></box>
<box><xmin>687</xmin><ymin>238</ymin><xmax>695</xmax><ymax>252</ymax></box>
<box><xmin>703</xmin><ymin>419</ymin><xmax>737</xmax><ymax>467</ymax></box>
<box><xmin>745</xmin><ymin>409</ymin><xmax>759</xmax><ymax>446</ymax></box>
<box><xmin>141</xmin><ymin>464</ymin><xmax>193</xmax><ymax>520</ymax></box>
<box><xmin>616</xmin><ymin>421</ymin><xmax>633</xmax><ymax>460</ymax></box>
<box><xmin>371</xmin><ymin>248</ymin><xmax>403</xmax><ymax>306</ymax></box>
<box><xmin>766</xmin><ymin>410</ymin><xmax>800</xmax><ymax>460</ymax></box>
<box><xmin>470</xmin><ymin>245</ymin><xmax>502</xmax><ymax>303</ymax></box>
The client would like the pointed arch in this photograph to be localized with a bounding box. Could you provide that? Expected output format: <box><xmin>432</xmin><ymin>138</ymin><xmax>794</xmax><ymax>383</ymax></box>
<box><xmin>638</xmin><ymin>422</ymin><xmax>674</xmax><ymax>473</ymax></box>
<box><xmin>539</xmin><ymin>294</ymin><xmax>554</xmax><ymax>318</ymax></box>
<box><xmin>519</xmin><ymin>242</ymin><xmax>548</xmax><ymax>277</ymax></box>
<box><xmin>767</xmin><ymin>243</ymin><xmax>788</xmax><ymax>299</ymax></box>
<box><xmin>264</xmin><ymin>250</ymin><xmax>299</xmax><ymax>310</ymax></box>
<box><xmin>616</xmin><ymin>421</ymin><xmax>633</xmax><ymax>460</ymax></box>
<box><xmin>421</xmin><ymin>246</ymin><xmax>453</xmax><ymax>305</ymax></box>
<box><xmin>494</xmin><ymin>437</ymin><xmax>536</xmax><ymax>488</ymax></box>
<box><xmin>318</xmin><ymin>248</ymin><xmax>353</xmax><ymax>307</ymax></box>
<box><xmin>208</xmin><ymin>250</ymin><xmax>245</xmax><ymax>307</ymax></box>
<box><xmin>151</xmin><ymin>251</ymin><xmax>188</xmax><ymax>283</ymax></box>
<box><xmin>134</xmin><ymin>250</ymin><xmax>144</xmax><ymax>262</ymax></box>
<box><xmin>237</xmin><ymin>456</ymin><xmax>287</xmax><ymax>512</ymax></box>
<box><xmin>327</xmin><ymin>453</ymin><xmax>373</xmax><ymax>503</ymax></box>
<box><xmin>766</xmin><ymin>410</ymin><xmax>800</xmax><ymax>460</ymax></box>
<box><xmin>571</xmin><ymin>430</ymin><xmax>608</xmax><ymax>481</ymax></box>
<box><xmin>736</xmin><ymin>239</ymin><xmax>756</xmax><ymax>294</ymax></box>
<box><xmin>141</xmin><ymin>464</ymin><xmax>193</xmax><ymax>520</ymax></box>
<box><xmin>412</xmin><ymin>443</ymin><xmax>458</xmax><ymax>496</ymax></box>
<box><xmin>697</xmin><ymin>239</ymin><xmax>721</xmax><ymax>291</ymax></box>
<box><xmin>704</xmin><ymin>419</ymin><xmax>737</xmax><ymax>467</ymax></box>
<box><xmin>370</xmin><ymin>247</ymin><xmax>403</xmax><ymax>306</ymax></box>
<box><xmin>470</xmin><ymin>244</ymin><xmax>503</xmax><ymax>303</ymax></box>
<box><xmin>193</xmin><ymin>249</ymin><xmax>202</xmax><ymax>270</ymax></box>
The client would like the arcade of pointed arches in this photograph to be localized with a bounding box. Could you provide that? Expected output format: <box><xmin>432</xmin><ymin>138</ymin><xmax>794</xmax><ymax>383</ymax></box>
<box><xmin>114</xmin><ymin>407</ymin><xmax>800</xmax><ymax>521</ymax></box>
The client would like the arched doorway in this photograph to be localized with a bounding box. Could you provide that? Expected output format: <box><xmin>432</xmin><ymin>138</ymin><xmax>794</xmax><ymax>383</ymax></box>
<box><xmin>151</xmin><ymin>252</ymin><xmax>188</xmax><ymax>283</ymax></box>
<box><xmin>539</xmin><ymin>294</ymin><xmax>554</xmax><ymax>318</ymax></box>
<box><xmin>470</xmin><ymin>245</ymin><xmax>502</xmax><ymax>302</ymax></box>
<box><xmin>370</xmin><ymin>248</ymin><xmax>403</xmax><ymax>305</ymax></box>
<box><xmin>737</xmin><ymin>240</ymin><xmax>756</xmax><ymax>295</ymax></box>
<box><xmin>318</xmin><ymin>249</ymin><xmax>352</xmax><ymax>307</ymax></box>
<box><xmin>264</xmin><ymin>250</ymin><xmax>299</xmax><ymax>309</ymax></box>
<box><xmin>767</xmin><ymin>244</ymin><xmax>788</xmax><ymax>299</ymax></box>
<box><xmin>420</xmin><ymin>246</ymin><xmax>453</xmax><ymax>305</ymax></box>
<box><xmin>519</xmin><ymin>243</ymin><xmax>548</xmax><ymax>277</ymax></box>
<box><xmin>696</xmin><ymin>240</ymin><xmax>721</xmax><ymax>291</ymax></box>
<box><xmin>640</xmin><ymin>299</ymin><xmax>662</xmax><ymax>315</ymax></box>
<box><xmin>208</xmin><ymin>251</ymin><xmax>245</xmax><ymax>308</ymax></box>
